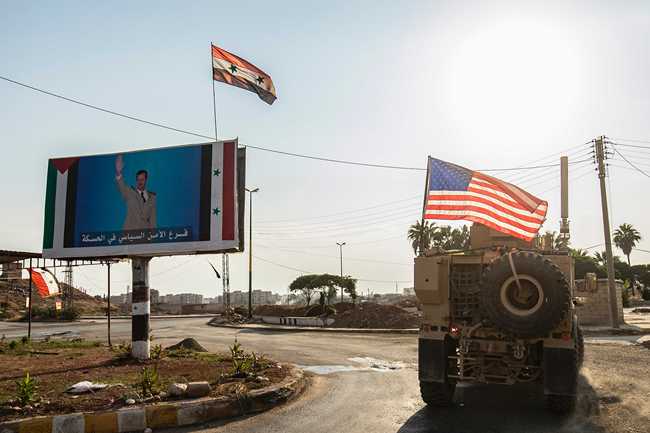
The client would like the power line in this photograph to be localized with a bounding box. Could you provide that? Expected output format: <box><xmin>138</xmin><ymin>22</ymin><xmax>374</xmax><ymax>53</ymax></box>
<box><xmin>612</xmin><ymin>147</ymin><xmax>650</xmax><ymax>178</ymax></box>
<box><xmin>256</xmin><ymin>244</ymin><xmax>411</xmax><ymax>266</ymax></box>
<box><xmin>2</xmin><ymin>74</ymin><xmax>593</xmax><ymax>175</ymax></box>
<box><xmin>609</xmin><ymin>137</ymin><xmax>650</xmax><ymax>145</ymax></box>
<box><xmin>253</xmin><ymin>254</ymin><xmax>411</xmax><ymax>283</ymax></box>
<box><xmin>255</xmin><ymin>205</ymin><xmax>421</xmax><ymax>233</ymax></box>
<box><xmin>0</xmin><ymin>75</ymin><xmax>215</xmax><ymax>141</ymax></box>
<box><xmin>257</xmin><ymin>195</ymin><xmax>420</xmax><ymax>224</ymax></box>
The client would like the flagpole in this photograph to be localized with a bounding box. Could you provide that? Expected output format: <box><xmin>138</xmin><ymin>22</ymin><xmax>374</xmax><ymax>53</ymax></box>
<box><xmin>210</xmin><ymin>43</ymin><xmax>218</xmax><ymax>141</ymax></box>
<box><xmin>418</xmin><ymin>156</ymin><xmax>432</xmax><ymax>256</ymax></box>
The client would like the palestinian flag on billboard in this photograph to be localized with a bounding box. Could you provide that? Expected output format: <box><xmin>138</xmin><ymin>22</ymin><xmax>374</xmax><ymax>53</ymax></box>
<box><xmin>212</xmin><ymin>44</ymin><xmax>277</xmax><ymax>105</ymax></box>
<box><xmin>27</xmin><ymin>268</ymin><xmax>60</xmax><ymax>297</ymax></box>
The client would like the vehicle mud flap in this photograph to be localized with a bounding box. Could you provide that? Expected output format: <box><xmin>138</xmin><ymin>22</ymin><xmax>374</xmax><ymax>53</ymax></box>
<box><xmin>543</xmin><ymin>347</ymin><xmax>578</xmax><ymax>396</ymax></box>
<box><xmin>418</xmin><ymin>337</ymin><xmax>447</xmax><ymax>383</ymax></box>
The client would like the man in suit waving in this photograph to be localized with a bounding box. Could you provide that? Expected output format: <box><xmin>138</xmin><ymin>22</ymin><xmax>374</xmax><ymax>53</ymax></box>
<box><xmin>115</xmin><ymin>154</ymin><xmax>157</xmax><ymax>231</ymax></box>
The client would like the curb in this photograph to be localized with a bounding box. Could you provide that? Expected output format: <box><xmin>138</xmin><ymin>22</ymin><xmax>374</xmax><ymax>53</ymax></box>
<box><xmin>81</xmin><ymin>314</ymin><xmax>218</xmax><ymax>320</ymax></box>
<box><xmin>208</xmin><ymin>321</ymin><xmax>419</xmax><ymax>334</ymax></box>
<box><xmin>0</xmin><ymin>365</ymin><xmax>305</xmax><ymax>433</ymax></box>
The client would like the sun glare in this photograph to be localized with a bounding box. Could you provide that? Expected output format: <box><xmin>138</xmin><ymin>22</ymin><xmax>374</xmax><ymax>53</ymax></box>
<box><xmin>445</xmin><ymin>19</ymin><xmax>585</xmax><ymax>138</ymax></box>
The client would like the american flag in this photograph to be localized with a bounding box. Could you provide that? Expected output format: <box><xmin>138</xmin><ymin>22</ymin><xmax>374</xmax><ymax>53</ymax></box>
<box><xmin>424</xmin><ymin>158</ymin><xmax>547</xmax><ymax>241</ymax></box>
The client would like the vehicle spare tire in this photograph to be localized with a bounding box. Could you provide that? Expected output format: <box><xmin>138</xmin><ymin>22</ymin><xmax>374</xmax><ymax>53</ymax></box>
<box><xmin>479</xmin><ymin>251</ymin><xmax>571</xmax><ymax>338</ymax></box>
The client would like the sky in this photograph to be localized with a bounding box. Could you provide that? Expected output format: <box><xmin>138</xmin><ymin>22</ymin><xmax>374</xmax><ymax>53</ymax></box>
<box><xmin>1</xmin><ymin>1</ymin><xmax>650</xmax><ymax>298</ymax></box>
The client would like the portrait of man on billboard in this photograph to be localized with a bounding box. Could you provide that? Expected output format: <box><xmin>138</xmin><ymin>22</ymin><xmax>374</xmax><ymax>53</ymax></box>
<box><xmin>115</xmin><ymin>154</ymin><xmax>157</xmax><ymax>230</ymax></box>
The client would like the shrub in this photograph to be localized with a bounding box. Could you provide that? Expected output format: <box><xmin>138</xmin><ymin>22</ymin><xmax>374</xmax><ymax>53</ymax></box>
<box><xmin>228</xmin><ymin>340</ymin><xmax>269</xmax><ymax>377</ymax></box>
<box><xmin>112</xmin><ymin>341</ymin><xmax>132</xmax><ymax>359</ymax></box>
<box><xmin>16</xmin><ymin>372</ymin><xmax>37</xmax><ymax>406</ymax></box>
<box><xmin>151</xmin><ymin>344</ymin><xmax>163</xmax><ymax>360</ymax></box>
<box><xmin>137</xmin><ymin>366</ymin><xmax>159</xmax><ymax>397</ymax></box>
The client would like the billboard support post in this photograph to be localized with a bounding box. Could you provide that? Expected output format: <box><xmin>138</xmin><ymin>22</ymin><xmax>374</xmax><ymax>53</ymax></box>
<box><xmin>27</xmin><ymin>258</ymin><xmax>33</xmax><ymax>341</ymax></box>
<box><xmin>107</xmin><ymin>261</ymin><xmax>112</xmax><ymax>347</ymax></box>
<box><xmin>131</xmin><ymin>256</ymin><xmax>151</xmax><ymax>360</ymax></box>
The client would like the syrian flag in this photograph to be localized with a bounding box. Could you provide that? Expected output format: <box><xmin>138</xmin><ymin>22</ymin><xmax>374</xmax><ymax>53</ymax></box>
<box><xmin>27</xmin><ymin>268</ymin><xmax>60</xmax><ymax>298</ymax></box>
<box><xmin>212</xmin><ymin>44</ymin><xmax>277</xmax><ymax>105</ymax></box>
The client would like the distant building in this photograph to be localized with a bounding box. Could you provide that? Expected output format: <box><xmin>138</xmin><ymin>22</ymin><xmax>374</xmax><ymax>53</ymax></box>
<box><xmin>150</xmin><ymin>289</ymin><xmax>159</xmax><ymax>304</ymax></box>
<box><xmin>179</xmin><ymin>293</ymin><xmax>203</xmax><ymax>305</ymax></box>
<box><xmin>403</xmin><ymin>287</ymin><xmax>415</xmax><ymax>296</ymax></box>
<box><xmin>228</xmin><ymin>290</ymin><xmax>279</xmax><ymax>306</ymax></box>
<box><xmin>109</xmin><ymin>293</ymin><xmax>131</xmax><ymax>305</ymax></box>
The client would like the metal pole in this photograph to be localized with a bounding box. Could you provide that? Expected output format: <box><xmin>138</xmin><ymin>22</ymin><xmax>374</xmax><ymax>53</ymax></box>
<box><xmin>248</xmin><ymin>191</ymin><xmax>253</xmax><ymax>318</ymax></box>
<box><xmin>595</xmin><ymin>136</ymin><xmax>620</xmax><ymax>328</ymax></box>
<box><xmin>107</xmin><ymin>262</ymin><xmax>112</xmax><ymax>347</ymax></box>
<box><xmin>27</xmin><ymin>258</ymin><xmax>33</xmax><ymax>341</ymax></box>
<box><xmin>211</xmin><ymin>43</ymin><xmax>218</xmax><ymax>141</ymax></box>
<box><xmin>419</xmin><ymin>156</ymin><xmax>432</xmax><ymax>255</ymax></box>
<box><xmin>131</xmin><ymin>257</ymin><xmax>151</xmax><ymax>359</ymax></box>
<box><xmin>337</xmin><ymin>242</ymin><xmax>345</xmax><ymax>302</ymax></box>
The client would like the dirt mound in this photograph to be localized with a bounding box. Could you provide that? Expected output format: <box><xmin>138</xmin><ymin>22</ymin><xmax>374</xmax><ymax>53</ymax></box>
<box><xmin>166</xmin><ymin>338</ymin><xmax>208</xmax><ymax>352</ymax></box>
<box><xmin>331</xmin><ymin>302</ymin><xmax>420</xmax><ymax>329</ymax></box>
<box><xmin>0</xmin><ymin>279</ymin><xmax>114</xmax><ymax>319</ymax></box>
<box><xmin>394</xmin><ymin>297</ymin><xmax>419</xmax><ymax>309</ymax></box>
<box><xmin>253</xmin><ymin>304</ymin><xmax>307</xmax><ymax>317</ymax></box>
<box><xmin>304</xmin><ymin>304</ymin><xmax>337</xmax><ymax>317</ymax></box>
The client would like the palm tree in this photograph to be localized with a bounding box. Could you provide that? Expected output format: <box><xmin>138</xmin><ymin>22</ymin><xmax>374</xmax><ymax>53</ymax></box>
<box><xmin>593</xmin><ymin>251</ymin><xmax>607</xmax><ymax>266</ymax></box>
<box><xmin>569</xmin><ymin>248</ymin><xmax>588</xmax><ymax>258</ymax></box>
<box><xmin>407</xmin><ymin>220</ymin><xmax>436</xmax><ymax>255</ymax></box>
<box><xmin>594</xmin><ymin>250</ymin><xmax>622</xmax><ymax>267</ymax></box>
<box><xmin>613</xmin><ymin>223</ymin><xmax>641</xmax><ymax>266</ymax></box>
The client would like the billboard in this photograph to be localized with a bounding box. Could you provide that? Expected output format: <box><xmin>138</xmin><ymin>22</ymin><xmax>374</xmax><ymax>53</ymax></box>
<box><xmin>42</xmin><ymin>140</ymin><xmax>245</xmax><ymax>259</ymax></box>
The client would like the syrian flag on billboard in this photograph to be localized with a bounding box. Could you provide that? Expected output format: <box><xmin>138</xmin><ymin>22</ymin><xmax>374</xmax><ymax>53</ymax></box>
<box><xmin>212</xmin><ymin>44</ymin><xmax>277</xmax><ymax>105</ymax></box>
<box><xmin>27</xmin><ymin>268</ymin><xmax>60</xmax><ymax>297</ymax></box>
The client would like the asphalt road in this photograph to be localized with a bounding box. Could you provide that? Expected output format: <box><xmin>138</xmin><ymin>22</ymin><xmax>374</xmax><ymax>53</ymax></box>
<box><xmin>0</xmin><ymin>318</ymin><xmax>647</xmax><ymax>433</ymax></box>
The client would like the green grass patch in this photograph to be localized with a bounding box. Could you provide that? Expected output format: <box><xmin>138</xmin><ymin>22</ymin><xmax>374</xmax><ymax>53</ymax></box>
<box><xmin>0</xmin><ymin>338</ymin><xmax>101</xmax><ymax>356</ymax></box>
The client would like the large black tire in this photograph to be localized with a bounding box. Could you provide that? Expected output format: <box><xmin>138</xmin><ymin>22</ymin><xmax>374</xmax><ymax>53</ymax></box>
<box><xmin>479</xmin><ymin>251</ymin><xmax>571</xmax><ymax>338</ymax></box>
<box><xmin>576</xmin><ymin>325</ymin><xmax>584</xmax><ymax>369</ymax></box>
<box><xmin>420</xmin><ymin>381</ymin><xmax>456</xmax><ymax>407</ymax></box>
<box><xmin>546</xmin><ymin>394</ymin><xmax>576</xmax><ymax>414</ymax></box>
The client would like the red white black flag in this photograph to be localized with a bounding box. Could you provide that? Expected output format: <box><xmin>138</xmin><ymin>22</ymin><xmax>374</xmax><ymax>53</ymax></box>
<box><xmin>211</xmin><ymin>44</ymin><xmax>277</xmax><ymax>105</ymax></box>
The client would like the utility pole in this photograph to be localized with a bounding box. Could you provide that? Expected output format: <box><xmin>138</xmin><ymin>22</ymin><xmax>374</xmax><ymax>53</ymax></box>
<box><xmin>595</xmin><ymin>136</ymin><xmax>619</xmax><ymax>328</ymax></box>
<box><xmin>337</xmin><ymin>242</ymin><xmax>346</xmax><ymax>302</ymax></box>
<box><xmin>246</xmin><ymin>187</ymin><xmax>259</xmax><ymax>318</ymax></box>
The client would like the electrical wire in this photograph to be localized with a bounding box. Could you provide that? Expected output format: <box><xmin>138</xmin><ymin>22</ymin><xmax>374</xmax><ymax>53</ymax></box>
<box><xmin>612</xmin><ymin>147</ymin><xmax>650</xmax><ymax>178</ymax></box>
<box><xmin>609</xmin><ymin>137</ymin><xmax>650</xmax><ymax>145</ymax></box>
<box><xmin>257</xmin><ymin>195</ymin><xmax>420</xmax><ymax>224</ymax></box>
<box><xmin>256</xmin><ymin>244</ymin><xmax>411</xmax><ymax>266</ymax></box>
<box><xmin>253</xmin><ymin>254</ymin><xmax>411</xmax><ymax>283</ymax></box>
<box><xmin>255</xmin><ymin>206</ymin><xmax>421</xmax><ymax>233</ymax></box>
<box><xmin>2</xmin><ymin>74</ymin><xmax>595</xmax><ymax>175</ymax></box>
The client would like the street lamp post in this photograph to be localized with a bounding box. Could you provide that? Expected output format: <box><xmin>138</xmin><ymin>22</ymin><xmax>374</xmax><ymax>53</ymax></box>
<box><xmin>246</xmin><ymin>187</ymin><xmax>259</xmax><ymax>318</ymax></box>
<box><xmin>337</xmin><ymin>242</ymin><xmax>346</xmax><ymax>302</ymax></box>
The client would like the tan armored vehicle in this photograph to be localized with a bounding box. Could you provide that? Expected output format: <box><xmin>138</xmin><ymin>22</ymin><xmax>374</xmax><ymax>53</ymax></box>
<box><xmin>414</xmin><ymin>224</ymin><xmax>583</xmax><ymax>413</ymax></box>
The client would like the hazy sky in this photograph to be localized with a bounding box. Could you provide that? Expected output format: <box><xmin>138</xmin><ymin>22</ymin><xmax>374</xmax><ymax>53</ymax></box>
<box><xmin>2</xmin><ymin>1</ymin><xmax>649</xmax><ymax>298</ymax></box>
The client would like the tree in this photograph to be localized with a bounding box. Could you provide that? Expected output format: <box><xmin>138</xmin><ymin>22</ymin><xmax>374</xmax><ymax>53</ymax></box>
<box><xmin>432</xmin><ymin>225</ymin><xmax>471</xmax><ymax>250</ymax></box>
<box><xmin>407</xmin><ymin>220</ymin><xmax>436</xmax><ymax>255</ymax></box>
<box><xmin>289</xmin><ymin>275</ymin><xmax>318</xmax><ymax>306</ymax></box>
<box><xmin>613</xmin><ymin>223</ymin><xmax>642</xmax><ymax>266</ymax></box>
<box><xmin>289</xmin><ymin>274</ymin><xmax>357</xmax><ymax>306</ymax></box>
<box><xmin>569</xmin><ymin>248</ymin><xmax>589</xmax><ymax>258</ymax></box>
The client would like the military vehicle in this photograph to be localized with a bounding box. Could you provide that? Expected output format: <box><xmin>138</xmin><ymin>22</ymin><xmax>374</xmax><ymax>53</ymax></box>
<box><xmin>414</xmin><ymin>224</ymin><xmax>583</xmax><ymax>413</ymax></box>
